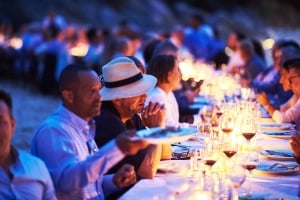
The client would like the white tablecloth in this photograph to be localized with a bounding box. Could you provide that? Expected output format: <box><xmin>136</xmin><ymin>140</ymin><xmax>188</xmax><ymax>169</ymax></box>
<box><xmin>120</xmin><ymin>121</ymin><xmax>300</xmax><ymax>200</ymax></box>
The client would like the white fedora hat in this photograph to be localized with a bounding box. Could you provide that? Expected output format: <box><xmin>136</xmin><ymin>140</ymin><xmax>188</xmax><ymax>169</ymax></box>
<box><xmin>100</xmin><ymin>57</ymin><xmax>157</xmax><ymax>101</ymax></box>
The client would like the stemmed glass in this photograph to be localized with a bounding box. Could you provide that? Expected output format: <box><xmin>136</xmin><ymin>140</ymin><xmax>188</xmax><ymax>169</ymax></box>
<box><xmin>240</xmin><ymin>113</ymin><xmax>257</xmax><ymax>146</ymax></box>
<box><xmin>197</xmin><ymin>123</ymin><xmax>213</xmax><ymax>145</ymax></box>
<box><xmin>200</xmin><ymin>105</ymin><xmax>213</xmax><ymax>123</ymax></box>
<box><xmin>220</xmin><ymin>108</ymin><xmax>235</xmax><ymax>142</ymax></box>
<box><xmin>240</xmin><ymin>152</ymin><xmax>259</xmax><ymax>197</ymax></box>
<box><xmin>228</xmin><ymin>164</ymin><xmax>246</xmax><ymax>200</ymax></box>
<box><xmin>203</xmin><ymin>140</ymin><xmax>220</xmax><ymax>174</ymax></box>
<box><xmin>222</xmin><ymin>140</ymin><xmax>238</xmax><ymax>160</ymax></box>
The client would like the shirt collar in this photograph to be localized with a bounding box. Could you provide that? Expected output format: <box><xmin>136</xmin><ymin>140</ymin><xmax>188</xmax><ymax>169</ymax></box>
<box><xmin>59</xmin><ymin>104</ymin><xmax>95</xmax><ymax>138</ymax></box>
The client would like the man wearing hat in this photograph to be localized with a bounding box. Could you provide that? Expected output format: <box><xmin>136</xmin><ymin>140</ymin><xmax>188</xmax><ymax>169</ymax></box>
<box><xmin>94</xmin><ymin>57</ymin><xmax>171</xmax><ymax>181</ymax></box>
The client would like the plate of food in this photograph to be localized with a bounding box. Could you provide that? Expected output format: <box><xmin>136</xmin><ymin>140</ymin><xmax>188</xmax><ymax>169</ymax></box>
<box><xmin>135</xmin><ymin>126</ymin><xmax>198</xmax><ymax>144</ymax></box>
<box><xmin>260</xmin><ymin>149</ymin><xmax>295</xmax><ymax>161</ymax></box>
<box><xmin>261</xmin><ymin>129</ymin><xmax>296</xmax><ymax>139</ymax></box>
<box><xmin>259</xmin><ymin>122</ymin><xmax>295</xmax><ymax>131</ymax></box>
<box><xmin>255</xmin><ymin>163</ymin><xmax>299</xmax><ymax>175</ymax></box>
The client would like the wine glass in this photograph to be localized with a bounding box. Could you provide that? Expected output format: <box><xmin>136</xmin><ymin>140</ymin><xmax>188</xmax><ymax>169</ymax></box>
<box><xmin>240</xmin><ymin>152</ymin><xmax>259</xmax><ymax>197</ymax></box>
<box><xmin>197</xmin><ymin>123</ymin><xmax>213</xmax><ymax>145</ymax></box>
<box><xmin>240</xmin><ymin>113</ymin><xmax>257</xmax><ymax>145</ymax></box>
<box><xmin>200</xmin><ymin>105</ymin><xmax>213</xmax><ymax>123</ymax></box>
<box><xmin>222</xmin><ymin>140</ymin><xmax>238</xmax><ymax>160</ymax></box>
<box><xmin>220</xmin><ymin>109</ymin><xmax>235</xmax><ymax>142</ymax></box>
<box><xmin>203</xmin><ymin>140</ymin><xmax>220</xmax><ymax>174</ymax></box>
<box><xmin>228</xmin><ymin>164</ymin><xmax>246</xmax><ymax>200</ymax></box>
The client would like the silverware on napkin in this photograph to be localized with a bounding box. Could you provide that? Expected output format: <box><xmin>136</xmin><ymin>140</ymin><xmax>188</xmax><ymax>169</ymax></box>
<box><xmin>265</xmin><ymin>150</ymin><xmax>293</xmax><ymax>157</ymax></box>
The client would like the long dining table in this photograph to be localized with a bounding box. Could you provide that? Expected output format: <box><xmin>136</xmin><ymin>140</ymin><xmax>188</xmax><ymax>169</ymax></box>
<box><xmin>119</xmin><ymin>117</ymin><xmax>300</xmax><ymax>200</ymax></box>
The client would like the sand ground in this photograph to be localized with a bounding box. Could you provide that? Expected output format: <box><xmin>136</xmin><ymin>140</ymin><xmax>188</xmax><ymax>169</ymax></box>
<box><xmin>0</xmin><ymin>80</ymin><xmax>60</xmax><ymax>152</ymax></box>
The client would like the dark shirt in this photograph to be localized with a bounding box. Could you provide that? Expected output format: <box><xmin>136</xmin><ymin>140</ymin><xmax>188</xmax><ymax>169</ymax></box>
<box><xmin>242</xmin><ymin>54</ymin><xmax>267</xmax><ymax>83</ymax></box>
<box><xmin>251</xmin><ymin>66</ymin><xmax>293</xmax><ymax>108</ymax></box>
<box><xmin>94</xmin><ymin>101</ymin><xmax>147</xmax><ymax>174</ymax></box>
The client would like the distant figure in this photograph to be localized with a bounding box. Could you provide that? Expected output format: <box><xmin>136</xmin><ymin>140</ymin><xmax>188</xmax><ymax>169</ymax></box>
<box><xmin>184</xmin><ymin>13</ymin><xmax>214</xmax><ymax>61</ymax></box>
<box><xmin>237</xmin><ymin>39</ymin><xmax>267</xmax><ymax>87</ymax></box>
<box><xmin>42</xmin><ymin>9</ymin><xmax>67</xmax><ymax>31</ymax></box>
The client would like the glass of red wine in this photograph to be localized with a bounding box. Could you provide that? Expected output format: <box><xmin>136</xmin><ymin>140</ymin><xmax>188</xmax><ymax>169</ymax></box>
<box><xmin>240</xmin><ymin>113</ymin><xmax>257</xmax><ymax>145</ymax></box>
<box><xmin>240</xmin><ymin>152</ymin><xmax>259</xmax><ymax>196</ymax></box>
<box><xmin>220</xmin><ymin>110</ymin><xmax>235</xmax><ymax>143</ymax></box>
<box><xmin>203</xmin><ymin>140</ymin><xmax>220</xmax><ymax>174</ymax></box>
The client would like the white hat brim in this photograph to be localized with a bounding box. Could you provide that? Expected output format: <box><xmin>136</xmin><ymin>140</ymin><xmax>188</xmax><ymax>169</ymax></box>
<box><xmin>100</xmin><ymin>74</ymin><xmax>157</xmax><ymax>101</ymax></box>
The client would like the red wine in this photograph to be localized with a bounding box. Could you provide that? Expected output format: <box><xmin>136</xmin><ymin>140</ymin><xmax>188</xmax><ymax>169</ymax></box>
<box><xmin>204</xmin><ymin>160</ymin><xmax>216</xmax><ymax>166</ymax></box>
<box><xmin>242</xmin><ymin>132</ymin><xmax>256</xmax><ymax>141</ymax></box>
<box><xmin>216</xmin><ymin>112</ymin><xmax>223</xmax><ymax>118</ymax></box>
<box><xmin>223</xmin><ymin>150</ymin><xmax>237</xmax><ymax>158</ymax></box>
<box><xmin>222</xmin><ymin>128</ymin><xmax>233</xmax><ymax>134</ymax></box>
<box><xmin>242</xmin><ymin>164</ymin><xmax>257</xmax><ymax>171</ymax></box>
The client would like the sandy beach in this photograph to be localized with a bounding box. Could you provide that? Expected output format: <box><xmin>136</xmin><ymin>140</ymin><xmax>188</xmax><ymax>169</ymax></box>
<box><xmin>0</xmin><ymin>80</ymin><xmax>60</xmax><ymax>152</ymax></box>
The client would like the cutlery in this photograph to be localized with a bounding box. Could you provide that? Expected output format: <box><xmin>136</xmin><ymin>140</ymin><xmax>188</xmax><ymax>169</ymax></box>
<box><xmin>269</xmin><ymin>163</ymin><xmax>298</xmax><ymax>170</ymax></box>
<box><xmin>265</xmin><ymin>150</ymin><xmax>293</xmax><ymax>157</ymax></box>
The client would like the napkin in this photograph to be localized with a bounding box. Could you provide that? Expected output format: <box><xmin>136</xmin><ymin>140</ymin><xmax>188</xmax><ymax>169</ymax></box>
<box><xmin>263</xmin><ymin>130</ymin><xmax>294</xmax><ymax>136</ymax></box>
<box><xmin>264</xmin><ymin>149</ymin><xmax>293</xmax><ymax>157</ymax></box>
<box><xmin>239</xmin><ymin>193</ymin><xmax>270</xmax><ymax>200</ymax></box>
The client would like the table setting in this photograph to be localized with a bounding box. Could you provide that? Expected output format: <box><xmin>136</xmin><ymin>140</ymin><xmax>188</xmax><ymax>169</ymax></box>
<box><xmin>121</xmin><ymin>89</ymin><xmax>300</xmax><ymax>200</ymax></box>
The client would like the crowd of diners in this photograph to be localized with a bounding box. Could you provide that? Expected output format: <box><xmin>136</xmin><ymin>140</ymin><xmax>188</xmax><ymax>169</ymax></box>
<box><xmin>1</xmin><ymin>10</ymin><xmax>300</xmax><ymax>200</ymax></box>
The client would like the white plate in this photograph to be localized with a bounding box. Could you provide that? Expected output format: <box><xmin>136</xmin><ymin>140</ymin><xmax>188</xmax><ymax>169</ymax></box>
<box><xmin>260</xmin><ymin>149</ymin><xmax>295</xmax><ymax>161</ymax></box>
<box><xmin>135</xmin><ymin>127</ymin><xmax>198</xmax><ymax>144</ymax></box>
<box><xmin>261</xmin><ymin>130</ymin><xmax>296</xmax><ymax>139</ymax></box>
<box><xmin>255</xmin><ymin>163</ymin><xmax>299</xmax><ymax>175</ymax></box>
<box><xmin>259</xmin><ymin>122</ymin><xmax>294</xmax><ymax>131</ymax></box>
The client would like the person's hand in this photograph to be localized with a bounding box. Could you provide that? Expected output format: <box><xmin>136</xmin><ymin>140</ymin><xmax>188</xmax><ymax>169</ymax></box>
<box><xmin>141</xmin><ymin>101</ymin><xmax>166</xmax><ymax>127</ymax></box>
<box><xmin>115</xmin><ymin>130</ymin><xmax>149</xmax><ymax>155</ymax></box>
<box><xmin>257</xmin><ymin>92</ymin><xmax>270</xmax><ymax>107</ymax></box>
<box><xmin>290</xmin><ymin>133</ymin><xmax>300</xmax><ymax>158</ymax></box>
<box><xmin>113</xmin><ymin>164</ymin><xmax>136</xmax><ymax>188</ymax></box>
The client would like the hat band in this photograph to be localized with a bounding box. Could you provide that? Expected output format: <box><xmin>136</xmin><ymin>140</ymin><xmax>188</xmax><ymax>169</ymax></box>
<box><xmin>104</xmin><ymin>73</ymin><xmax>143</xmax><ymax>88</ymax></box>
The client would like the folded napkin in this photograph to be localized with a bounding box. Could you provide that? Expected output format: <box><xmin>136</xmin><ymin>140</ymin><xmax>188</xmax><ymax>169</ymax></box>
<box><xmin>239</xmin><ymin>193</ymin><xmax>270</xmax><ymax>200</ymax></box>
<box><xmin>263</xmin><ymin>130</ymin><xmax>295</xmax><ymax>136</ymax></box>
<box><xmin>264</xmin><ymin>149</ymin><xmax>293</xmax><ymax>157</ymax></box>
<box><xmin>257</xmin><ymin>163</ymin><xmax>298</xmax><ymax>171</ymax></box>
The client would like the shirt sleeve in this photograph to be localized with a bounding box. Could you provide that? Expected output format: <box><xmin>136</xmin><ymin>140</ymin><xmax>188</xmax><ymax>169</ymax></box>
<box><xmin>40</xmin><ymin>161</ymin><xmax>58</xmax><ymax>200</ymax></box>
<box><xmin>31</xmin><ymin>125</ymin><xmax>124</xmax><ymax>193</ymax></box>
<box><xmin>272</xmin><ymin>100</ymin><xmax>300</xmax><ymax>123</ymax></box>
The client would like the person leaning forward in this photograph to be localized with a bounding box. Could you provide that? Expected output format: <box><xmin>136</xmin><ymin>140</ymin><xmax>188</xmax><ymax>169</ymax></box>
<box><xmin>30</xmin><ymin>63</ymin><xmax>149</xmax><ymax>200</ymax></box>
<box><xmin>94</xmin><ymin>57</ymin><xmax>172</xmax><ymax>182</ymax></box>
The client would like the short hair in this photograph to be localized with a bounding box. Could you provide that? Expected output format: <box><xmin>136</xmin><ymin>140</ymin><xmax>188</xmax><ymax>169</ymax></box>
<box><xmin>238</xmin><ymin>39</ymin><xmax>254</xmax><ymax>58</ymax></box>
<box><xmin>0</xmin><ymin>90</ymin><xmax>12</xmax><ymax>116</ymax></box>
<box><xmin>153</xmin><ymin>40</ymin><xmax>178</xmax><ymax>57</ymax></box>
<box><xmin>280</xmin><ymin>46</ymin><xmax>300</xmax><ymax>71</ymax></box>
<box><xmin>126</xmin><ymin>56</ymin><xmax>146</xmax><ymax>74</ymax></box>
<box><xmin>58</xmin><ymin>64</ymin><xmax>92</xmax><ymax>92</ymax></box>
<box><xmin>142</xmin><ymin>39</ymin><xmax>161</xmax><ymax>65</ymax></box>
<box><xmin>147</xmin><ymin>54</ymin><xmax>176</xmax><ymax>84</ymax></box>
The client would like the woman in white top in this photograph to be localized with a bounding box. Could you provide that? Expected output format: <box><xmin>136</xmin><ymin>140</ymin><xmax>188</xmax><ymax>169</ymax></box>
<box><xmin>145</xmin><ymin>54</ymin><xmax>182</xmax><ymax>127</ymax></box>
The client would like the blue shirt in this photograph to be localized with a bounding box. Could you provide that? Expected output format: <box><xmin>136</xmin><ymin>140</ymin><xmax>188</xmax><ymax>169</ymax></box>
<box><xmin>0</xmin><ymin>147</ymin><xmax>56</xmax><ymax>200</ymax></box>
<box><xmin>31</xmin><ymin>105</ymin><xmax>125</xmax><ymax>200</ymax></box>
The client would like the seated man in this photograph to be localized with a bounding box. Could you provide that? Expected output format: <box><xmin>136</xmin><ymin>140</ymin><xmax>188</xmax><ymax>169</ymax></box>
<box><xmin>95</xmin><ymin>57</ymin><xmax>171</xmax><ymax>180</ymax></box>
<box><xmin>31</xmin><ymin>63</ymin><xmax>149</xmax><ymax>199</ymax></box>
<box><xmin>0</xmin><ymin>90</ymin><xmax>56</xmax><ymax>200</ymax></box>
<box><xmin>258</xmin><ymin>46</ymin><xmax>300</xmax><ymax>125</ymax></box>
